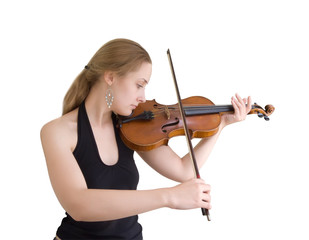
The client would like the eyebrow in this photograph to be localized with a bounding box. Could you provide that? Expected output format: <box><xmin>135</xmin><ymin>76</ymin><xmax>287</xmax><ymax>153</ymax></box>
<box><xmin>139</xmin><ymin>78</ymin><xmax>149</xmax><ymax>84</ymax></box>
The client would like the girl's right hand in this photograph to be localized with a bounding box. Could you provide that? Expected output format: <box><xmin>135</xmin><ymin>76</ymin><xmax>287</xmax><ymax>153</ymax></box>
<box><xmin>167</xmin><ymin>178</ymin><xmax>211</xmax><ymax>210</ymax></box>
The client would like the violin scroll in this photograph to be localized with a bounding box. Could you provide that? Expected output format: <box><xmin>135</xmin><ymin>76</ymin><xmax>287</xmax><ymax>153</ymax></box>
<box><xmin>265</xmin><ymin>104</ymin><xmax>275</xmax><ymax>115</ymax></box>
<box><xmin>251</xmin><ymin>103</ymin><xmax>275</xmax><ymax>121</ymax></box>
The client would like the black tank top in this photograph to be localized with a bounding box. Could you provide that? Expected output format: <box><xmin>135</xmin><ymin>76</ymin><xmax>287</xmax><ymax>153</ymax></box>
<box><xmin>56</xmin><ymin>101</ymin><xmax>143</xmax><ymax>239</ymax></box>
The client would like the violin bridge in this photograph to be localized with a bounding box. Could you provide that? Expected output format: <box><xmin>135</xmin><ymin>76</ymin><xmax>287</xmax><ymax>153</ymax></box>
<box><xmin>164</xmin><ymin>106</ymin><xmax>171</xmax><ymax>119</ymax></box>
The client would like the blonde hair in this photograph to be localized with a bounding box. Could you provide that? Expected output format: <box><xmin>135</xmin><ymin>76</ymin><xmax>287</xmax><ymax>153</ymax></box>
<box><xmin>62</xmin><ymin>38</ymin><xmax>152</xmax><ymax>115</ymax></box>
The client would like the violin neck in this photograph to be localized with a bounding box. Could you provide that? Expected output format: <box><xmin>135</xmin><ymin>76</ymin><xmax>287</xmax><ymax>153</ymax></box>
<box><xmin>184</xmin><ymin>104</ymin><xmax>253</xmax><ymax>116</ymax></box>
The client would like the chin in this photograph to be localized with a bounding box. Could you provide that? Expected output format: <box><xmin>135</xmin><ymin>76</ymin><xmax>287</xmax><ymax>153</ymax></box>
<box><xmin>116</xmin><ymin>109</ymin><xmax>134</xmax><ymax>117</ymax></box>
<box><xmin>123</xmin><ymin>111</ymin><xmax>133</xmax><ymax>117</ymax></box>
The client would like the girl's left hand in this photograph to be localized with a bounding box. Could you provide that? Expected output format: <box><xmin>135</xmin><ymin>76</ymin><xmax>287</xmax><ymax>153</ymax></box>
<box><xmin>221</xmin><ymin>93</ymin><xmax>252</xmax><ymax>128</ymax></box>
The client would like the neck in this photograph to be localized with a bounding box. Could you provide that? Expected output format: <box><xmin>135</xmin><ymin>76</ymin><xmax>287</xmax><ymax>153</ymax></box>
<box><xmin>183</xmin><ymin>104</ymin><xmax>235</xmax><ymax>116</ymax></box>
<box><xmin>85</xmin><ymin>84</ymin><xmax>112</xmax><ymax>127</ymax></box>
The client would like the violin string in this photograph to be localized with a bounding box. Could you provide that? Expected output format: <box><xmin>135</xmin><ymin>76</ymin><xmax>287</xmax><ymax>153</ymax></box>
<box><xmin>149</xmin><ymin>104</ymin><xmax>256</xmax><ymax>116</ymax></box>
<box><xmin>149</xmin><ymin>103</ymin><xmax>260</xmax><ymax>118</ymax></box>
<box><xmin>151</xmin><ymin>105</ymin><xmax>232</xmax><ymax>111</ymax></box>
<box><xmin>150</xmin><ymin>105</ymin><xmax>234</xmax><ymax>116</ymax></box>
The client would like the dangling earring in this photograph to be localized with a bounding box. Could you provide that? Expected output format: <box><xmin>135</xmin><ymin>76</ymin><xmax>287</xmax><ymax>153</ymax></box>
<box><xmin>105</xmin><ymin>86</ymin><xmax>114</xmax><ymax>108</ymax></box>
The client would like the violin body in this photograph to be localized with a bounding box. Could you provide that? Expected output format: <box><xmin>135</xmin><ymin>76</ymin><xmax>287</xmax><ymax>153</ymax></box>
<box><xmin>119</xmin><ymin>96</ymin><xmax>220</xmax><ymax>151</ymax></box>
<box><xmin>118</xmin><ymin>96</ymin><xmax>274</xmax><ymax>151</ymax></box>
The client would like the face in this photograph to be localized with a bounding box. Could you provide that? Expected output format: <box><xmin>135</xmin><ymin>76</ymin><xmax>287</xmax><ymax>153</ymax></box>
<box><xmin>111</xmin><ymin>62</ymin><xmax>152</xmax><ymax>116</ymax></box>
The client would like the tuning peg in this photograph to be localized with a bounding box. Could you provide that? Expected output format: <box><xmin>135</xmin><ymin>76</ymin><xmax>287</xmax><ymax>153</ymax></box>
<box><xmin>264</xmin><ymin>115</ymin><xmax>270</xmax><ymax>121</ymax></box>
<box><xmin>257</xmin><ymin>112</ymin><xmax>264</xmax><ymax>118</ymax></box>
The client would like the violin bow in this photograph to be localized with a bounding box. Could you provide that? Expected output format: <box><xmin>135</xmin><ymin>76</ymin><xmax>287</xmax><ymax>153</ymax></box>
<box><xmin>167</xmin><ymin>49</ymin><xmax>211</xmax><ymax>221</ymax></box>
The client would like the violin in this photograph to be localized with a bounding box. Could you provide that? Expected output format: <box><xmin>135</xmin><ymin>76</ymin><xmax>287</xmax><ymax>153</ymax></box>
<box><xmin>117</xmin><ymin>96</ymin><xmax>275</xmax><ymax>152</ymax></box>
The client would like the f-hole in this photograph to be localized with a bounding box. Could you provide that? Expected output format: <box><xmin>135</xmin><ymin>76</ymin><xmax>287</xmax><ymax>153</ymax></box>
<box><xmin>161</xmin><ymin>117</ymin><xmax>179</xmax><ymax>133</ymax></box>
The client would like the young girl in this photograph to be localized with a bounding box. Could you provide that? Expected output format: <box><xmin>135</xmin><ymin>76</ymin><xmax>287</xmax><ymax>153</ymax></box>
<box><xmin>41</xmin><ymin>38</ymin><xmax>251</xmax><ymax>239</ymax></box>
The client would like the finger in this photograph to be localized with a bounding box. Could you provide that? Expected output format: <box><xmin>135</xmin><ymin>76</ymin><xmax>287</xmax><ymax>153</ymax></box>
<box><xmin>196</xmin><ymin>180</ymin><xmax>211</xmax><ymax>189</ymax></box>
<box><xmin>233</xmin><ymin>99</ymin><xmax>248</xmax><ymax>121</ymax></box>
<box><xmin>231</xmin><ymin>96</ymin><xmax>240</xmax><ymax>116</ymax></box>
<box><xmin>196</xmin><ymin>181</ymin><xmax>211</xmax><ymax>194</ymax></box>
<box><xmin>202</xmin><ymin>192</ymin><xmax>211</xmax><ymax>202</ymax></box>
<box><xmin>246</xmin><ymin>96</ymin><xmax>252</xmax><ymax>113</ymax></box>
<box><xmin>235</xmin><ymin>94</ymin><xmax>249</xmax><ymax>117</ymax></box>
<box><xmin>202</xmin><ymin>183</ymin><xmax>211</xmax><ymax>192</ymax></box>
<box><xmin>201</xmin><ymin>192</ymin><xmax>212</xmax><ymax>208</ymax></box>
<box><xmin>194</xmin><ymin>178</ymin><xmax>205</xmax><ymax>184</ymax></box>
<box><xmin>201</xmin><ymin>201</ymin><xmax>212</xmax><ymax>209</ymax></box>
<box><xmin>233</xmin><ymin>95</ymin><xmax>244</xmax><ymax>110</ymax></box>
<box><xmin>235</xmin><ymin>93</ymin><xmax>245</xmax><ymax>107</ymax></box>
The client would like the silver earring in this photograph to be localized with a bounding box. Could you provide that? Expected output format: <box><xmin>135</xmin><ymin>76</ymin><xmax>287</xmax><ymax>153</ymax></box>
<box><xmin>105</xmin><ymin>86</ymin><xmax>114</xmax><ymax>108</ymax></box>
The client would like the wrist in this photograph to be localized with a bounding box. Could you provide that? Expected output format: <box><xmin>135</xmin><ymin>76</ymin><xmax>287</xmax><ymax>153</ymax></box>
<box><xmin>219</xmin><ymin>119</ymin><xmax>228</xmax><ymax>130</ymax></box>
<box><xmin>160</xmin><ymin>187</ymin><xmax>172</xmax><ymax>208</ymax></box>
<box><xmin>215</xmin><ymin>122</ymin><xmax>224</xmax><ymax>134</ymax></box>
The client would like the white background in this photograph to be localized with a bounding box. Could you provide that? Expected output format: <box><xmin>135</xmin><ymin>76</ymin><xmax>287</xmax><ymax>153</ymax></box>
<box><xmin>1</xmin><ymin>0</ymin><xmax>308</xmax><ymax>239</ymax></box>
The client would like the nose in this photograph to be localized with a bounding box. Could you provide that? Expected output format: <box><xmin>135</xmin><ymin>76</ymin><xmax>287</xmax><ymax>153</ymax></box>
<box><xmin>137</xmin><ymin>90</ymin><xmax>146</xmax><ymax>103</ymax></box>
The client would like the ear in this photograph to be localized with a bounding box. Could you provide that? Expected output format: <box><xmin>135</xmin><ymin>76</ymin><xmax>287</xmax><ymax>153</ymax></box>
<box><xmin>103</xmin><ymin>71</ymin><xmax>114</xmax><ymax>86</ymax></box>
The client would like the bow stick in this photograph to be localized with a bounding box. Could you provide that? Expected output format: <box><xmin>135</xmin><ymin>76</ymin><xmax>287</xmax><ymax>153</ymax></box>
<box><xmin>167</xmin><ymin>49</ymin><xmax>211</xmax><ymax>221</ymax></box>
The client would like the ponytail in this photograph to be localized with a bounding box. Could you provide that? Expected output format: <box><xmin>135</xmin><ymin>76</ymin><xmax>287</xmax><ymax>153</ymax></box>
<box><xmin>62</xmin><ymin>69</ymin><xmax>90</xmax><ymax>115</ymax></box>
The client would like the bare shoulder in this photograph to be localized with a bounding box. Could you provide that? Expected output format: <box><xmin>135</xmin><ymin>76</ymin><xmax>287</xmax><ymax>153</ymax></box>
<box><xmin>40</xmin><ymin>108</ymin><xmax>79</xmax><ymax>152</ymax></box>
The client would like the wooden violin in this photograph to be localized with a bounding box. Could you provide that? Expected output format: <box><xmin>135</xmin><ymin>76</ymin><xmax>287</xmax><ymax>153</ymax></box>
<box><xmin>117</xmin><ymin>96</ymin><xmax>275</xmax><ymax>152</ymax></box>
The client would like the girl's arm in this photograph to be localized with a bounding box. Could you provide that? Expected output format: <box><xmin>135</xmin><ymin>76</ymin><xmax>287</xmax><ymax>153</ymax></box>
<box><xmin>41</xmin><ymin>119</ymin><xmax>211</xmax><ymax>222</ymax></box>
<box><xmin>138</xmin><ymin>94</ymin><xmax>252</xmax><ymax>183</ymax></box>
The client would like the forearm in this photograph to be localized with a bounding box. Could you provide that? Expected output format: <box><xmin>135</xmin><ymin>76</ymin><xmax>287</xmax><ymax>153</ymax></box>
<box><xmin>69</xmin><ymin>188</ymin><xmax>169</xmax><ymax>222</ymax></box>
<box><xmin>183</xmin><ymin>93</ymin><xmax>251</xmax><ymax>172</ymax></box>
<box><xmin>181</xmin><ymin>125</ymin><xmax>224</xmax><ymax>180</ymax></box>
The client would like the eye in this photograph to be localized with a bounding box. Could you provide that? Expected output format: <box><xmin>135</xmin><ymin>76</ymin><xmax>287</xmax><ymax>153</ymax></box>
<box><xmin>137</xmin><ymin>84</ymin><xmax>144</xmax><ymax>89</ymax></box>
